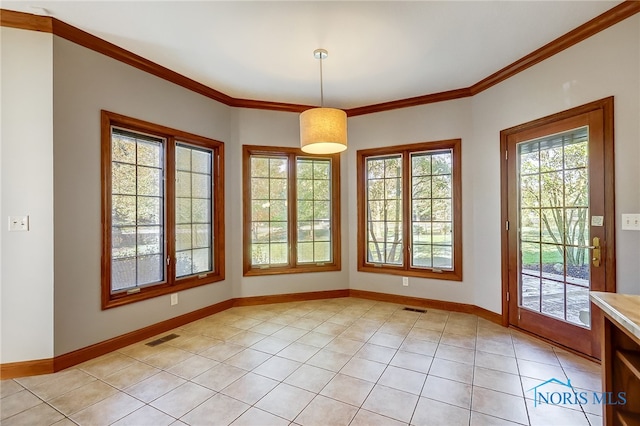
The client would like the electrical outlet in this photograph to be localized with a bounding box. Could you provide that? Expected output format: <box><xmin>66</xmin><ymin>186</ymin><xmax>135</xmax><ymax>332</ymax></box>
<box><xmin>8</xmin><ymin>216</ymin><xmax>29</xmax><ymax>231</ymax></box>
<box><xmin>621</xmin><ymin>214</ymin><xmax>640</xmax><ymax>231</ymax></box>
<box><xmin>170</xmin><ymin>293</ymin><xmax>178</xmax><ymax>306</ymax></box>
<box><xmin>402</xmin><ymin>277</ymin><xmax>409</xmax><ymax>287</ymax></box>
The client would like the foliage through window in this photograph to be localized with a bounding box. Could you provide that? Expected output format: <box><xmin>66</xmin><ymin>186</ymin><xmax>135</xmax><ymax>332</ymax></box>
<box><xmin>357</xmin><ymin>140</ymin><xmax>462</xmax><ymax>280</ymax></box>
<box><xmin>243</xmin><ymin>145</ymin><xmax>340</xmax><ymax>275</ymax></box>
<box><xmin>102</xmin><ymin>111</ymin><xmax>224</xmax><ymax>309</ymax></box>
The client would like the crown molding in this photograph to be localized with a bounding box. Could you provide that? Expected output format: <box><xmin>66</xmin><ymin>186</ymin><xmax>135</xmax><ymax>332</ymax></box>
<box><xmin>0</xmin><ymin>8</ymin><xmax>52</xmax><ymax>32</ymax></box>
<box><xmin>345</xmin><ymin>87</ymin><xmax>472</xmax><ymax>117</ymax></box>
<box><xmin>469</xmin><ymin>0</ymin><xmax>640</xmax><ymax>95</ymax></box>
<box><xmin>2</xmin><ymin>2</ymin><xmax>639</xmax><ymax>116</ymax></box>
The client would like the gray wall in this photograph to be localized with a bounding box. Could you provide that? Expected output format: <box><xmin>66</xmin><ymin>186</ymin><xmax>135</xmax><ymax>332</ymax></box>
<box><xmin>52</xmin><ymin>37</ymin><xmax>235</xmax><ymax>356</ymax></box>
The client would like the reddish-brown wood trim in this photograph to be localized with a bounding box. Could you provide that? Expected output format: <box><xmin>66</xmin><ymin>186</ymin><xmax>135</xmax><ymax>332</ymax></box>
<box><xmin>2</xmin><ymin>289</ymin><xmax>514</xmax><ymax>378</ymax></box>
<box><xmin>0</xmin><ymin>9</ymin><xmax>52</xmax><ymax>32</ymax></box>
<box><xmin>242</xmin><ymin>145</ymin><xmax>341</xmax><ymax>276</ymax></box>
<box><xmin>0</xmin><ymin>358</ymin><xmax>54</xmax><ymax>380</ymax></box>
<box><xmin>51</xmin><ymin>18</ymin><xmax>235</xmax><ymax>106</ymax></box>
<box><xmin>348</xmin><ymin>289</ymin><xmax>502</xmax><ymax>325</ymax></box>
<box><xmin>2</xmin><ymin>4</ymin><xmax>637</xmax><ymax>116</ymax></box>
<box><xmin>230</xmin><ymin>98</ymin><xmax>315</xmax><ymax>114</ymax></box>
<box><xmin>54</xmin><ymin>299</ymin><xmax>234</xmax><ymax>371</ymax></box>
<box><xmin>499</xmin><ymin>97</ymin><xmax>615</xmax><ymax>357</ymax></box>
<box><xmin>345</xmin><ymin>88</ymin><xmax>472</xmax><ymax>117</ymax></box>
<box><xmin>356</xmin><ymin>139</ymin><xmax>462</xmax><ymax>281</ymax></box>
<box><xmin>233</xmin><ymin>289</ymin><xmax>350</xmax><ymax>307</ymax></box>
<box><xmin>470</xmin><ymin>1</ymin><xmax>640</xmax><ymax>95</ymax></box>
<box><xmin>101</xmin><ymin>110</ymin><xmax>225</xmax><ymax>309</ymax></box>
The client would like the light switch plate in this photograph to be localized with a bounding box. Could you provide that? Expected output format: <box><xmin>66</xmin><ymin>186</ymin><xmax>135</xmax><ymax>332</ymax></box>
<box><xmin>8</xmin><ymin>216</ymin><xmax>29</xmax><ymax>231</ymax></box>
<box><xmin>621</xmin><ymin>214</ymin><xmax>640</xmax><ymax>231</ymax></box>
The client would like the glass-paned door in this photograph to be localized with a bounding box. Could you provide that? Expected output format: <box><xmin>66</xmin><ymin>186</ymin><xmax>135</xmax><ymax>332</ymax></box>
<box><xmin>503</xmin><ymin>101</ymin><xmax>614</xmax><ymax>359</ymax></box>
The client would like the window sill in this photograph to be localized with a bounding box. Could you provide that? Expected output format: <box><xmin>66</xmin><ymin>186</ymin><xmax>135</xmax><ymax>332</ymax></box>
<box><xmin>357</xmin><ymin>265</ymin><xmax>462</xmax><ymax>281</ymax></box>
<box><xmin>102</xmin><ymin>273</ymin><xmax>225</xmax><ymax>309</ymax></box>
<box><xmin>243</xmin><ymin>264</ymin><xmax>341</xmax><ymax>276</ymax></box>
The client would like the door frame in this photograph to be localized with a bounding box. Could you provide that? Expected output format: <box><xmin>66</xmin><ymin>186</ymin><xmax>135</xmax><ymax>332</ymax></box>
<box><xmin>500</xmin><ymin>97</ymin><xmax>616</xmax><ymax>354</ymax></box>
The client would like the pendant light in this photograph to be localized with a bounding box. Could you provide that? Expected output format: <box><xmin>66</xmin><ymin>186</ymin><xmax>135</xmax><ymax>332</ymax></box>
<box><xmin>300</xmin><ymin>49</ymin><xmax>347</xmax><ymax>154</ymax></box>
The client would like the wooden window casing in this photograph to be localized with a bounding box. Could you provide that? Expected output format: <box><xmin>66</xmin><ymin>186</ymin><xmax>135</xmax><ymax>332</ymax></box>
<box><xmin>242</xmin><ymin>145</ymin><xmax>341</xmax><ymax>276</ymax></box>
<box><xmin>357</xmin><ymin>139</ymin><xmax>462</xmax><ymax>281</ymax></box>
<box><xmin>101</xmin><ymin>110</ymin><xmax>225</xmax><ymax>309</ymax></box>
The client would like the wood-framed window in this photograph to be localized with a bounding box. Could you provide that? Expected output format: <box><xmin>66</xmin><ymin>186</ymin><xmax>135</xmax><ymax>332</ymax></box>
<box><xmin>357</xmin><ymin>139</ymin><xmax>462</xmax><ymax>281</ymax></box>
<box><xmin>101</xmin><ymin>110</ymin><xmax>224</xmax><ymax>309</ymax></box>
<box><xmin>242</xmin><ymin>145</ymin><xmax>341</xmax><ymax>275</ymax></box>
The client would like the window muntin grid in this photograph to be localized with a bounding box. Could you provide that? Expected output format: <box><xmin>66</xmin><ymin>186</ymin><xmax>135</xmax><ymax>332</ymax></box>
<box><xmin>410</xmin><ymin>149</ymin><xmax>454</xmax><ymax>270</ymax></box>
<box><xmin>110</xmin><ymin>128</ymin><xmax>165</xmax><ymax>293</ymax></box>
<box><xmin>175</xmin><ymin>143</ymin><xmax>214</xmax><ymax>277</ymax></box>
<box><xmin>296</xmin><ymin>158</ymin><xmax>332</xmax><ymax>264</ymax></box>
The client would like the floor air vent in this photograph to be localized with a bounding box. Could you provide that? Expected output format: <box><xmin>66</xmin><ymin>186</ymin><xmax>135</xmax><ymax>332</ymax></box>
<box><xmin>145</xmin><ymin>333</ymin><xmax>180</xmax><ymax>347</ymax></box>
<box><xmin>403</xmin><ymin>307</ymin><xmax>427</xmax><ymax>313</ymax></box>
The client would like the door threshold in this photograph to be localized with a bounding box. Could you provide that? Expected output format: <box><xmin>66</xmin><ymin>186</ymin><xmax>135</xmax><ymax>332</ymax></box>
<box><xmin>509</xmin><ymin>324</ymin><xmax>601</xmax><ymax>364</ymax></box>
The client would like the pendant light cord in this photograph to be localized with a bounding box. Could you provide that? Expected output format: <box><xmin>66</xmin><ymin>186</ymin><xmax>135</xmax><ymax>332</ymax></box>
<box><xmin>319</xmin><ymin>53</ymin><xmax>324</xmax><ymax>107</ymax></box>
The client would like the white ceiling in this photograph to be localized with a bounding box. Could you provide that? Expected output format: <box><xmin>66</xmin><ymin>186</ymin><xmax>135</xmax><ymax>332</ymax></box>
<box><xmin>3</xmin><ymin>1</ymin><xmax>622</xmax><ymax>109</ymax></box>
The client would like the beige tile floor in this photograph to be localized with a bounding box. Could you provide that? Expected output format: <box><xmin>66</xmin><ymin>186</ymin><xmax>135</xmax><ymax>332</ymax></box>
<box><xmin>1</xmin><ymin>297</ymin><xmax>604</xmax><ymax>425</ymax></box>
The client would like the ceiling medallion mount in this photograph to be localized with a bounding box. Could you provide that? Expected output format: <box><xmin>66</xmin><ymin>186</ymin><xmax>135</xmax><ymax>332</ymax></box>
<box><xmin>313</xmin><ymin>49</ymin><xmax>328</xmax><ymax>60</ymax></box>
<box><xmin>299</xmin><ymin>48</ymin><xmax>347</xmax><ymax>155</ymax></box>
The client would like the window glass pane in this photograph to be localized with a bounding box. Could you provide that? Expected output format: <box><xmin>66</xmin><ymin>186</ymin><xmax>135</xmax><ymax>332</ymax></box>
<box><xmin>412</xmin><ymin>244</ymin><xmax>432</xmax><ymax>268</ymax></box>
<box><xmin>314</xmin><ymin>242</ymin><xmax>331</xmax><ymax>262</ymax></box>
<box><xmin>365</xmin><ymin>155</ymin><xmax>403</xmax><ymax>266</ymax></box>
<box><xmin>270</xmin><ymin>243</ymin><xmax>288</xmax><ymax>264</ymax></box>
<box><xmin>176</xmin><ymin>224</ymin><xmax>192</xmax><ymax>251</ymax></box>
<box><xmin>270</xmin><ymin>179</ymin><xmax>288</xmax><ymax>199</ymax></box>
<box><xmin>137</xmin><ymin>255</ymin><xmax>163</xmax><ymax>285</ymax></box>
<box><xmin>192</xmin><ymin>248</ymin><xmax>211</xmax><ymax>274</ymax></box>
<box><xmin>314</xmin><ymin>201</ymin><xmax>330</xmax><ymax>221</ymax></box>
<box><xmin>112</xmin><ymin>227</ymin><xmax>136</xmax><ymax>259</ymax></box>
<box><xmin>112</xmin><ymin>195</ymin><xmax>137</xmax><ymax>226</ymax></box>
<box><xmin>432</xmin><ymin>222</ymin><xmax>452</xmax><ymax>246</ymax></box>
<box><xmin>251</xmin><ymin>178</ymin><xmax>270</xmax><ymax>199</ymax></box>
<box><xmin>176</xmin><ymin>251</ymin><xmax>193</xmax><ymax>276</ymax></box>
<box><xmin>250</xmin><ymin>156</ymin><xmax>290</xmax><ymax>267</ymax></box>
<box><xmin>112</xmin><ymin>258</ymin><xmax>136</xmax><ymax>291</ymax></box>
<box><xmin>270</xmin><ymin>158</ymin><xmax>288</xmax><ymax>178</ymax></box>
<box><xmin>176</xmin><ymin>146</ymin><xmax>191</xmax><ymax>171</ymax></box>
<box><xmin>410</xmin><ymin>150</ymin><xmax>453</xmax><ymax>270</ymax></box>
<box><xmin>296</xmin><ymin>158</ymin><xmax>333</xmax><ymax>264</ymax></box>
<box><xmin>270</xmin><ymin>222</ymin><xmax>288</xmax><ymax>243</ymax></box>
<box><xmin>432</xmin><ymin>153</ymin><xmax>451</xmax><ymax>175</ymax></box>
<box><xmin>298</xmin><ymin>201</ymin><xmax>314</xmax><ymax>221</ymax></box>
<box><xmin>138</xmin><ymin>226</ymin><xmax>162</xmax><ymax>255</ymax></box>
<box><xmin>251</xmin><ymin>157</ymin><xmax>269</xmax><ymax>177</ymax></box>
<box><xmin>192</xmin><ymin>150</ymin><xmax>212</xmax><ymax>174</ymax></box>
<box><xmin>193</xmin><ymin>224</ymin><xmax>211</xmax><ymax>249</ymax></box>
<box><xmin>176</xmin><ymin>143</ymin><xmax>213</xmax><ymax>278</ymax></box>
<box><xmin>110</xmin><ymin>128</ymin><xmax>165</xmax><ymax>293</ymax></box>
<box><xmin>137</xmin><ymin>196</ymin><xmax>162</xmax><ymax>225</ymax></box>
<box><xmin>176</xmin><ymin>199</ymin><xmax>191</xmax><ymax>224</ymax></box>
<box><xmin>138</xmin><ymin>141</ymin><xmax>162</xmax><ymax>168</ymax></box>
<box><xmin>298</xmin><ymin>221</ymin><xmax>314</xmax><ymax>242</ymax></box>
<box><xmin>112</xmin><ymin>135</ymin><xmax>136</xmax><ymax>164</ymax></box>
<box><xmin>176</xmin><ymin>171</ymin><xmax>191</xmax><ymax>197</ymax></box>
<box><xmin>112</xmin><ymin>163</ymin><xmax>136</xmax><ymax>195</ymax></box>
<box><xmin>433</xmin><ymin>246</ymin><xmax>452</xmax><ymax>269</ymax></box>
<box><xmin>192</xmin><ymin>199</ymin><xmax>210</xmax><ymax>223</ymax></box>
<box><xmin>270</xmin><ymin>200</ymin><xmax>288</xmax><ymax>221</ymax></box>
